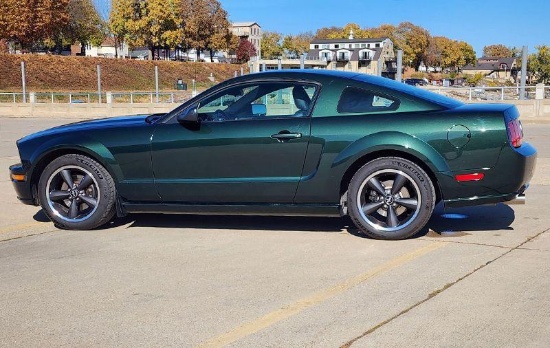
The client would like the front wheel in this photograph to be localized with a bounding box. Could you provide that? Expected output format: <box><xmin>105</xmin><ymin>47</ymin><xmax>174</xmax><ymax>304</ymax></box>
<box><xmin>38</xmin><ymin>154</ymin><xmax>116</xmax><ymax>230</ymax></box>
<box><xmin>347</xmin><ymin>157</ymin><xmax>436</xmax><ymax>240</ymax></box>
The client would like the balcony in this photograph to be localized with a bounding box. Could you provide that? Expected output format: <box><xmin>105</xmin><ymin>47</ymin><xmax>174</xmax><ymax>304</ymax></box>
<box><xmin>359</xmin><ymin>55</ymin><xmax>372</xmax><ymax>62</ymax></box>
<box><xmin>336</xmin><ymin>54</ymin><xmax>350</xmax><ymax>62</ymax></box>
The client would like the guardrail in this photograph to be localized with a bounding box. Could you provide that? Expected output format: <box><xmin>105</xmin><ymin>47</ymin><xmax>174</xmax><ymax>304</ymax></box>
<box><xmin>0</xmin><ymin>91</ymin><xmax>193</xmax><ymax>104</ymax></box>
<box><xmin>1</xmin><ymin>85</ymin><xmax>549</xmax><ymax>104</ymax></box>
<box><xmin>427</xmin><ymin>85</ymin><xmax>549</xmax><ymax>101</ymax></box>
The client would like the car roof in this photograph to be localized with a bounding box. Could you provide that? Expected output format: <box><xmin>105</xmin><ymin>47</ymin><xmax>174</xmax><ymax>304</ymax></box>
<box><xmin>207</xmin><ymin>70</ymin><xmax>463</xmax><ymax>110</ymax></box>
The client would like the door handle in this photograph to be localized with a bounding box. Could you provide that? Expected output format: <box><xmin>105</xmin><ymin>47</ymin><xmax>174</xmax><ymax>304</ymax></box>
<box><xmin>271</xmin><ymin>132</ymin><xmax>302</xmax><ymax>142</ymax></box>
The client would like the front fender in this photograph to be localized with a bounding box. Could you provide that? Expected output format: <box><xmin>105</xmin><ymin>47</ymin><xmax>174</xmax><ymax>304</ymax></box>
<box><xmin>27</xmin><ymin>133</ymin><xmax>124</xmax><ymax>184</ymax></box>
<box><xmin>332</xmin><ymin>131</ymin><xmax>450</xmax><ymax>174</ymax></box>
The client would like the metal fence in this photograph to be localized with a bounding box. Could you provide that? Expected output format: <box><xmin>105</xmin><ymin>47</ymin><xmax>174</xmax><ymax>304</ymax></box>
<box><xmin>0</xmin><ymin>91</ymin><xmax>193</xmax><ymax>104</ymax></box>
<box><xmin>427</xmin><ymin>85</ymin><xmax>550</xmax><ymax>101</ymax></box>
<box><xmin>1</xmin><ymin>85</ymin><xmax>549</xmax><ymax>104</ymax></box>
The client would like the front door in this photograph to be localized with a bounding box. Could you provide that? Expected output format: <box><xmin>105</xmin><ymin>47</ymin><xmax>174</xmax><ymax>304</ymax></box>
<box><xmin>151</xmin><ymin>80</ymin><xmax>318</xmax><ymax>204</ymax></box>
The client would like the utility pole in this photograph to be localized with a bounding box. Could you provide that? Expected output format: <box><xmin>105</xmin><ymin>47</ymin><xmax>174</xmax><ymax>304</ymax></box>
<box><xmin>21</xmin><ymin>62</ymin><xmax>27</xmax><ymax>103</ymax></box>
<box><xmin>520</xmin><ymin>46</ymin><xmax>528</xmax><ymax>100</ymax></box>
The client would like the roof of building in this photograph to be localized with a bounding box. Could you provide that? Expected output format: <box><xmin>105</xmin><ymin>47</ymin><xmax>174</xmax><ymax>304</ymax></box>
<box><xmin>311</xmin><ymin>38</ymin><xmax>389</xmax><ymax>44</ymax></box>
<box><xmin>231</xmin><ymin>22</ymin><xmax>261</xmax><ymax>28</ymax></box>
<box><xmin>462</xmin><ymin>57</ymin><xmax>517</xmax><ymax>71</ymax></box>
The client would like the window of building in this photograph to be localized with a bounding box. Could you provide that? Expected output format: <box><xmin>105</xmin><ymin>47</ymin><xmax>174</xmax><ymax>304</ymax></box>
<box><xmin>334</xmin><ymin>44</ymin><xmax>340</xmax><ymax>49</ymax></box>
<box><xmin>375</xmin><ymin>43</ymin><xmax>380</xmax><ymax>48</ymax></box>
<box><xmin>361</xmin><ymin>44</ymin><xmax>366</xmax><ymax>48</ymax></box>
<box><xmin>322</xmin><ymin>44</ymin><xmax>329</xmax><ymax>49</ymax></box>
<box><xmin>314</xmin><ymin>45</ymin><xmax>319</xmax><ymax>49</ymax></box>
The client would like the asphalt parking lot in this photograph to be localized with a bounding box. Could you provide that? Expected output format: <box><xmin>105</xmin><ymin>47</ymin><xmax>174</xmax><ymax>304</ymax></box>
<box><xmin>1</xmin><ymin>117</ymin><xmax>549</xmax><ymax>347</ymax></box>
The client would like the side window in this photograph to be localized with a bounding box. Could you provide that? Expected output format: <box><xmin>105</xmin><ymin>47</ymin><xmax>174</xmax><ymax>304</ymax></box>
<box><xmin>337</xmin><ymin>87</ymin><xmax>400</xmax><ymax>114</ymax></box>
<box><xmin>197</xmin><ymin>82</ymin><xmax>317</xmax><ymax>121</ymax></box>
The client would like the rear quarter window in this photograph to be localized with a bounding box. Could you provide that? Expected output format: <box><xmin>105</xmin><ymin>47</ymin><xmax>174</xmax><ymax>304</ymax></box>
<box><xmin>336</xmin><ymin>86</ymin><xmax>445</xmax><ymax>115</ymax></box>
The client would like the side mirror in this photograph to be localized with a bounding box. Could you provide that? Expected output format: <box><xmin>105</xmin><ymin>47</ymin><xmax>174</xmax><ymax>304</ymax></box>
<box><xmin>177</xmin><ymin>107</ymin><xmax>199</xmax><ymax>124</ymax></box>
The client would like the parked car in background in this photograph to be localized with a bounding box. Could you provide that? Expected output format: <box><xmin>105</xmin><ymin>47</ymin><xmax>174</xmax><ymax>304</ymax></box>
<box><xmin>10</xmin><ymin>70</ymin><xmax>536</xmax><ymax>240</ymax></box>
<box><xmin>404</xmin><ymin>78</ymin><xmax>428</xmax><ymax>86</ymax></box>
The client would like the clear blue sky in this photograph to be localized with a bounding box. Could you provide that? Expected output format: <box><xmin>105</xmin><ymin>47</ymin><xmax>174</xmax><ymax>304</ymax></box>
<box><xmin>94</xmin><ymin>0</ymin><xmax>549</xmax><ymax>56</ymax></box>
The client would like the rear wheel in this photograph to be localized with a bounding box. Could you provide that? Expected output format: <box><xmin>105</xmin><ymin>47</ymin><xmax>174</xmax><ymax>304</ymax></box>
<box><xmin>38</xmin><ymin>154</ymin><xmax>116</xmax><ymax>230</ymax></box>
<box><xmin>347</xmin><ymin>157</ymin><xmax>435</xmax><ymax>240</ymax></box>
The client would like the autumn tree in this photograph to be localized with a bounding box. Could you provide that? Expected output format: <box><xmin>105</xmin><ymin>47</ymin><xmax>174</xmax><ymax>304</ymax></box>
<box><xmin>236</xmin><ymin>39</ymin><xmax>256</xmax><ymax>63</ymax></box>
<box><xmin>179</xmin><ymin>0</ymin><xmax>232</xmax><ymax>61</ymax></box>
<box><xmin>0</xmin><ymin>39</ymin><xmax>8</xmax><ymax>53</ymax></box>
<box><xmin>0</xmin><ymin>0</ymin><xmax>70</xmax><ymax>51</ymax></box>
<box><xmin>63</xmin><ymin>0</ymin><xmax>105</xmax><ymax>54</ymax></box>
<box><xmin>392</xmin><ymin>22</ymin><xmax>430</xmax><ymax>70</ymax></box>
<box><xmin>282</xmin><ymin>32</ymin><xmax>313</xmax><ymax>58</ymax></box>
<box><xmin>108</xmin><ymin>0</ymin><xmax>133</xmax><ymax>57</ymax></box>
<box><xmin>424</xmin><ymin>36</ymin><xmax>476</xmax><ymax>70</ymax></box>
<box><xmin>110</xmin><ymin>0</ymin><xmax>180</xmax><ymax>59</ymax></box>
<box><xmin>314</xmin><ymin>26</ymin><xmax>342</xmax><ymax>39</ymax></box>
<box><xmin>529</xmin><ymin>45</ymin><xmax>550</xmax><ymax>83</ymax></box>
<box><xmin>483</xmin><ymin>44</ymin><xmax>513</xmax><ymax>58</ymax></box>
<box><xmin>261</xmin><ymin>31</ymin><xmax>283</xmax><ymax>59</ymax></box>
<box><xmin>198</xmin><ymin>0</ymin><xmax>234</xmax><ymax>62</ymax></box>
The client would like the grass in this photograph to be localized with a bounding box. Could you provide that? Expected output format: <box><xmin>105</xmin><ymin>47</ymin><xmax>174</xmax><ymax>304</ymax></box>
<box><xmin>0</xmin><ymin>54</ymin><xmax>245</xmax><ymax>92</ymax></box>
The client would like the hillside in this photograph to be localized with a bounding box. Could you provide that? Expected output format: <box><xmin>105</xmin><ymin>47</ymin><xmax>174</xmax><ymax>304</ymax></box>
<box><xmin>0</xmin><ymin>54</ymin><xmax>245</xmax><ymax>92</ymax></box>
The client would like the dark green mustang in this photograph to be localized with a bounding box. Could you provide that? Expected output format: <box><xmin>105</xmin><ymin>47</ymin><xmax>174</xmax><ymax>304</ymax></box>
<box><xmin>10</xmin><ymin>70</ymin><xmax>537</xmax><ymax>239</ymax></box>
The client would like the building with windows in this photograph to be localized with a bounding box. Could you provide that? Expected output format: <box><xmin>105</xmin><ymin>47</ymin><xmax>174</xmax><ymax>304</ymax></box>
<box><xmin>308</xmin><ymin>36</ymin><xmax>396</xmax><ymax>77</ymax></box>
<box><xmin>230</xmin><ymin>22</ymin><xmax>262</xmax><ymax>60</ymax></box>
<box><xmin>462</xmin><ymin>57</ymin><xmax>517</xmax><ymax>80</ymax></box>
<box><xmin>251</xmin><ymin>34</ymin><xmax>396</xmax><ymax>78</ymax></box>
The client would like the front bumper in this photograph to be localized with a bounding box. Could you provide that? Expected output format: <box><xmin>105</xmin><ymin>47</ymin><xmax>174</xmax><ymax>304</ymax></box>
<box><xmin>9</xmin><ymin>163</ymin><xmax>36</xmax><ymax>205</ymax></box>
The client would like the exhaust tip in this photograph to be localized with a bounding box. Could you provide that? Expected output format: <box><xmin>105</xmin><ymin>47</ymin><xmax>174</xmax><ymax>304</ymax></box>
<box><xmin>504</xmin><ymin>194</ymin><xmax>526</xmax><ymax>205</ymax></box>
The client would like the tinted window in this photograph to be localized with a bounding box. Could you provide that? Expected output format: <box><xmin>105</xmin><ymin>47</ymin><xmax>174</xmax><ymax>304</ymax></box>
<box><xmin>197</xmin><ymin>82</ymin><xmax>317</xmax><ymax>121</ymax></box>
<box><xmin>337</xmin><ymin>87</ymin><xmax>399</xmax><ymax>114</ymax></box>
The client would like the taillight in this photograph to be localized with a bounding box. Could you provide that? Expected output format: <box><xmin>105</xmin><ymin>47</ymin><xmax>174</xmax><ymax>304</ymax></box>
<box><xmin>507</xmin><ymin>119</ymin><xmax>523</xmax><ymax>148</ymax></box>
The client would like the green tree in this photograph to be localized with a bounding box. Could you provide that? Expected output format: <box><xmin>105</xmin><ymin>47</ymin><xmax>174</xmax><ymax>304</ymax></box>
<box><xmin>261</xmin><ymin>31</ymin><xmax>283</xmax><ymax>59</ymax></box>
<box><xmin>529</xmin><ymin>45</ymin><xmax>550</xmax><ymax>83</ymax></box>
<box><xmin>483</xmin><ymin>44</ymin><xmax>513</xmax><ymax>58</ymax></box>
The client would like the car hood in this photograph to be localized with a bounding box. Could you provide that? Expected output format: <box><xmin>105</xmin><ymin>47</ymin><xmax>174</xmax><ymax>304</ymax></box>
<box><xmin>18</xmin><ymin>115</ymin><xmax>151</xmax><ymax>143</ymax></box>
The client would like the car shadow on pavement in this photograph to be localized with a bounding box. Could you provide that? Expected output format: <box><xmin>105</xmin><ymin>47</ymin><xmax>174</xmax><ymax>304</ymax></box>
<box><xmin>31</xmin><ymin>202</ymin><xmax>516</xmax><ymax>238</ymax></box>
<box><xmin>108</xmin><ymin>213</ymin><xmax>354</xmax><ymax>234</ymax></box>
<box><xmin>426</xmin><ymin>203</ymin><xmax>515</xmax><ymax>236</ymax></box>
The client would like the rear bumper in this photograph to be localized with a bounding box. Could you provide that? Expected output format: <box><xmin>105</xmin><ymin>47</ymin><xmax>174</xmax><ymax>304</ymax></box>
<box><xmin>9</xmin><ymin>163</ymin><xmax>36</xmax><ymax>205</ymax></box>
<box><xmin>440</xmin><ymin>142</ymin><xmax>536</xmax><ymax>208</ymax></box>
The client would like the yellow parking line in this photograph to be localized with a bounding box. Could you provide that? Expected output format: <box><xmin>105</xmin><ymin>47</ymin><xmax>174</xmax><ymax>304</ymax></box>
<box><xmin>197</xmin><ymin>241</ymin><xmax>446</xmax><ymax>348</ymax></box>
<box><xmin>0</xmin><ymin>221</ymin><xmax>49</xmax><ymax>234</ymax></box>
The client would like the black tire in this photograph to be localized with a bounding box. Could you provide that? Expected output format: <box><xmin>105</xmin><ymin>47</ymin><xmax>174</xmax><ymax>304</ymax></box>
<box><xmin>38</xmin><ymin>154</ymin><xmax>116</xmax><ymax>230</ymax></box>
<box><xmin>347</xmin><ymin>157</ymin><xmax>435</xmax><ymax>240</ymax></box>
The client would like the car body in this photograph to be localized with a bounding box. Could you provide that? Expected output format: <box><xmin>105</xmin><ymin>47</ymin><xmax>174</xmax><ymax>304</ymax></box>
<box><xmin>404</xmin><ymin>78</ymin><xmax>428</xmax><ymax>86</ymax></box>
<box><xmin>10</xmin><ymin>70</ymin><xmax>537</xmax><ymax>239</ymax></box>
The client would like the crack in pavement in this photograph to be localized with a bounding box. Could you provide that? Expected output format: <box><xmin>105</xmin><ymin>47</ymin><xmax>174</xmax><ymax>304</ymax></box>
<box><xmin>341</xmin><ymin>227</ymin><xmax>550</xmax><ymax>348</ymax></box>
<box><xmin>0</xmin><ymin>229</ymin><xmax>58</xmax><ymax>243</ymax></box>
